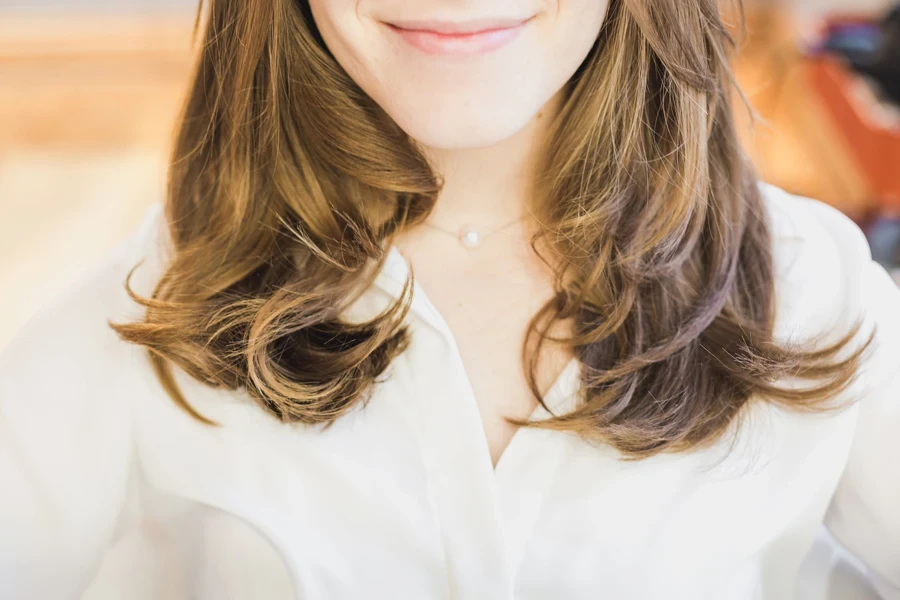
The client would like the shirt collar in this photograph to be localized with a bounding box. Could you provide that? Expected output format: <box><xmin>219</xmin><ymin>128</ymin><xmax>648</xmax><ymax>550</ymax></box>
<box><xmin>365</xmin><ymin>243</ymin><xmax>583</xmax><ymax>416</ymax></box>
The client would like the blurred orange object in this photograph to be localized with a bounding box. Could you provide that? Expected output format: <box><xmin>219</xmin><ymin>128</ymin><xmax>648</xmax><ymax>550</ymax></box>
<box><xmin>804</xmin><ymin>27</ymin><xmax>900</xmax><ymax>215</ymax></box>
<box><xmin>730</xmin><ymin>6</ymin><xmax>875</xmax><ymax>221</ymax></box>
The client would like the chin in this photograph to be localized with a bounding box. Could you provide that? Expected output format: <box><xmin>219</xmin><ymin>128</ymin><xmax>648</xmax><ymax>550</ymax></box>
<box><xmin>383</xmin><ymin>95</ymin><xmax>545</xmax><ymax>150</ymax></box>
<box><xmin>404</xmin><ymin>117</ymin><xmax>534</xmax><ymax>150</ymax></box>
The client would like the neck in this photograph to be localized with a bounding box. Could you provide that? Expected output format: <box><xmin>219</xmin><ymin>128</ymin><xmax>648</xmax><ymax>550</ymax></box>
<box><xmin>418</xmin><ymin>88</ymin><xmax>566</xmax><ymax>232</ymax></box>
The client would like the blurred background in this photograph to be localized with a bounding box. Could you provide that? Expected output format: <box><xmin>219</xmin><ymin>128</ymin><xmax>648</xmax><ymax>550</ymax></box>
<box><xmin>1</xmin><ymin>0</ymin><xmax>899</xmax><ymax>349</ymax></box>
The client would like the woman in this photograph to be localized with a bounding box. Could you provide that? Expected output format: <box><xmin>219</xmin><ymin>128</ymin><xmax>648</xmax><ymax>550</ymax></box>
<box><xmin>1</xmin><ymin>0</ymin><xmax>898</xmax><ymax>598</ymax></box>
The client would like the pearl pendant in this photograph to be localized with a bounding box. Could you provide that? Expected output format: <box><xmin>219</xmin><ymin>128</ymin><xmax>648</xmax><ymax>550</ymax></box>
<box><xmin>458</xmin><ymin>224</ymin><xmax>487</xmax><ymax>249</ymax></box>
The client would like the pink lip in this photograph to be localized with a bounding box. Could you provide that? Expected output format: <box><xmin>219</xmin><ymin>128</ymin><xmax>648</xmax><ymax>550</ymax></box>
<box><xmin>385</xmin><ymin>18</ymin><xmax>532</xmax><ymax>56</ymax></box>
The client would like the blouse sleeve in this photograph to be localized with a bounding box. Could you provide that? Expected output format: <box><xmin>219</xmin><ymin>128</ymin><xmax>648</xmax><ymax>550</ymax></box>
<box><xmin>0</xmin><ymin>204</ymin><xmax>164</xmax><ymax>599</ymax></box>
<box><xmin>818</xmin><ymin>209</ymin><xmax>900</xmax><ymax>599</ymax></box>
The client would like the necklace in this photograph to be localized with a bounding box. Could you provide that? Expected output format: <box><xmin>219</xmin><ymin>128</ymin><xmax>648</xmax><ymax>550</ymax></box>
<box><xmin>423</xmin><ymin>213</ymin><xmax>526</xmax><ymax>249</ymax></box>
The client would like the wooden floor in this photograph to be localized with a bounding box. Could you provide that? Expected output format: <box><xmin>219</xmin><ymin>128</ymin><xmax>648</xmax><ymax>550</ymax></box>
<box><xmin>0</xmin><ymin>8</ymin><xmax>889</xmax><ymax>348</ymax></box>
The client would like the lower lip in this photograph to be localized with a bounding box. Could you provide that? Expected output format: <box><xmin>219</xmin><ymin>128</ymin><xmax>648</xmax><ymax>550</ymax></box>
<box><xmin>385</xmin><ymin>20</ymin><xmax>530</xmax><ymax>56</ymax></box>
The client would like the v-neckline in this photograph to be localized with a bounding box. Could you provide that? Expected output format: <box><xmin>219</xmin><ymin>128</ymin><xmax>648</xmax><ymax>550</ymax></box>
<box><xmin>369</xmin><ymin>244</ymin><xmax>584</xmax><ymax>595</ymax></box>
<box><xmin>377</xmin><ymin>244</ymin><xmax>582</xmax><ymax>474</ymax></box>
<box><xmin>492</xmin><ymin>355</ymin><xmax>581</xmax><ymax>471</ymax></box>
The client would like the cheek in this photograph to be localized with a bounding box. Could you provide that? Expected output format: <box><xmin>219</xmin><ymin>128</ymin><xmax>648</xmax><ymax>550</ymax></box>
<box><xmin>554</xmin><ymin>0</ymin><xmax>610</xmax><ymax>57</ymax></box>
<box><xmin>306</xmin><ymin>0</ymin><xmax>374</xmax><ymax>82</ymax></box>
<box><xmin>542</xmin><ymin>0</ymin><xmax>610</xmax><ymax>78</ymax></box>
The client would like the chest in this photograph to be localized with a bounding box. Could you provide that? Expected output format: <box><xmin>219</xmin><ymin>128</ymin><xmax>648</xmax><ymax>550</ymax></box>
<box><xmin>117</xmin><ymin>220</ymin><xmax>875</xmax><ymax>599</ymax></box>
<box><xmin>393</xmin><ymin>238</ymin><xmax>576</xmax><ymax>468</ymax></box>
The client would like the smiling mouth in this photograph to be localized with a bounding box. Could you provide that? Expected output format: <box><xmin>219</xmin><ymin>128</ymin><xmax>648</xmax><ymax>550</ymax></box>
<box><xmin>383</xmin><ymin>17</ymin><xmax>534</xmax><ymax>56</ymax></box>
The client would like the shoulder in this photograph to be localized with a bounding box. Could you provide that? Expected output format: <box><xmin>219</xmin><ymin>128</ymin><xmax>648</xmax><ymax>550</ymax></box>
<box><xmin>0</xmin><ymin>202</ymin><xmax>170</xmax><ymax>400</ymax></box>
<box><xmin>758</xmin><ymin>180</ymin><xmax>871</xmax><ymax>271</ymax></box>
<box><xmin>758</xmin><ymin>180</ymin><xmax>900</xmax><ymax>400</ymax></box>
<box><xmin>756</xmin><ymin>181</ymin><xmax>874</xmax><ymax>344</ymax></box>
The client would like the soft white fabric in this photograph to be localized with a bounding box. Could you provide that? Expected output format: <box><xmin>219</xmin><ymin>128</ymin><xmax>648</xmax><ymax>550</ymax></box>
<box><xmin>1</xmin><ymin>182</ymin><xmax>898</xmax><ymax>600</ymax></box>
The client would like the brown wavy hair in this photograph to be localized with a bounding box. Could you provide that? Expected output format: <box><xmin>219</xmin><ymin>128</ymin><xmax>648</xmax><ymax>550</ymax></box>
<box><xmin>111</xmin><ymin>0</ymin><xmax>874</xmax><ymax>459</ymax></box>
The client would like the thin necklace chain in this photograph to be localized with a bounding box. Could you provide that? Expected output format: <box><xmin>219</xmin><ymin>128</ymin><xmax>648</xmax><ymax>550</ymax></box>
<box><xmin>422</xmin><ymin>213</ymin><xmax>529</xmax><ymax>249</ymax></box>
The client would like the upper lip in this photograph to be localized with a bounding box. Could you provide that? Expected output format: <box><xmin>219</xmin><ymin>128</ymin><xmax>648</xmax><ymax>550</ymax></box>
<box><xmin>385</xmin><ymin>16</ymin><xmax>532</xmax><ymax>34</ymax></box>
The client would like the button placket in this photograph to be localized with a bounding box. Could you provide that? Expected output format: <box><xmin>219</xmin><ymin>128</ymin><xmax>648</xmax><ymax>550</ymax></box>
<box><xmin>375</xmin><ymin>245</ymin><xmax>516</xmax><ymax>598</ymax></box>
<box><xmin>495</xmin><ymin>359</ymin><xmax>583</xmax><ymax>578</ymax></box>
<box><xmin>373</xmin><ymin>244</ymin><xmax>586</xmax><ymax>595</ymax></box>
<box><xmin>406</xmin><ymin>320</ymin><xmax>515</xmax><ymax>599</ymax></box>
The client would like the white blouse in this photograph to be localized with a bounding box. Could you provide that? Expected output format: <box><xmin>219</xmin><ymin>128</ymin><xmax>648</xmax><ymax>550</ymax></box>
<box><xmin>1</xmin><ymin>182</ymin><xmax>898</xmax><ymax>600</ymax></box>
